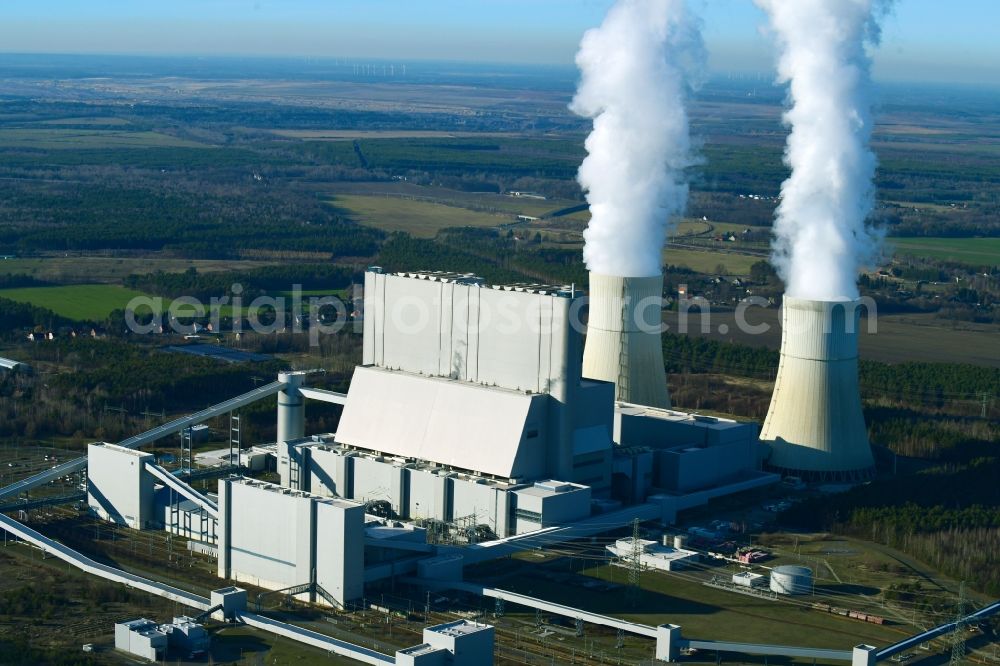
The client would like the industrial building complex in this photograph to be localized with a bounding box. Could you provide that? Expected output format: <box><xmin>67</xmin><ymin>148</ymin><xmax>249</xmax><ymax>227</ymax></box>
<box><xmin>3</xmin><ymin>267</ymin><xmax>992</xmax><ymax>664</ymax></box>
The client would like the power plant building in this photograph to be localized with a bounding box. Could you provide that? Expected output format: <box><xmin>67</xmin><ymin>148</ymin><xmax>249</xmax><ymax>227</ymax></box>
<box><xmin>88</xmin><ymin>444</ymin><xmax>156</xmax><ymax>530</ymax></box>
<box><xmin>269</xmin><ymin>269</ymin><xmax>768</xmax><ymax>537</ymax></box>
<box><xmin>72</xmin><ymin>268</ymin><xmax>777</xmax><ymax>628</ymax></box>
<box><xmin>396</xmin><ymin>620</ymin><xmax>495</xmax><ymax>666</ymax></box>
<box><xmin>216</xmin><ymin>478</ymin><xmax>365</xmax><ymax>607</ymax></box>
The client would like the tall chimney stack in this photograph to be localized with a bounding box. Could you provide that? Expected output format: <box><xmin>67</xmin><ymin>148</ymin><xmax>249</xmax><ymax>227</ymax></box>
<box><xmin>583</xmin><ymin>272</ymin><xmax>670</xmax><ymax>408</ymax></box>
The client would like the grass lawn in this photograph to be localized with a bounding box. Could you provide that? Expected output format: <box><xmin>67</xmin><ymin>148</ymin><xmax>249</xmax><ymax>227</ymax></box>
<box><xmin>889</xmin><ymin>236</ymin><xmax>1000</xmax><ymax>267</ymax></box>
<box><xmin>328</xmin><ymin>194</ymin><xmax>510</xmax><ymax>238</ymax></box>
<box><xmin>486</xmin><ymin>561</ymin><xmax>906</xmax><ymax>654</ymax></box>
<box><xmin>0</xmin><ymin>284</ymin><xmax>149</xmax><ymax>320</ymax></box>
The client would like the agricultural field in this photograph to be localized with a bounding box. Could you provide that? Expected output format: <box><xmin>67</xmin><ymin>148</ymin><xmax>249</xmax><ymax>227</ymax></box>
<box><xmin>270</xmin><ymin>129</ymin><xmax>520</xmax><ymax>140</ymax></box>
<box><xmin>328</xmin><ymin>193</ymin><xmax>512</xmax><ymax>238</ymax></box>
<box><xmin>0</xmin><ymin>256</ymin><xmax>280</xmax><ymax>284</ymax></box>
<box><xmin>34</xmin><ymin>116</ymin><xmax>132</xmax><ymax>127</ymax></box>
<box><xmin>325</xmin><ymin>180</ymin><xmax>579</xmax><ymax>218</ymax></box>
<box><xmin>663</xmin><ymin>309</ymin><xmax>1000</xmax><ymax>367</ymax></box>
<box><xmin>0</xmin><ymin>128</ymin><xmax>206</xmax><ymax>150</ymax></box>
<box><xmin>0</xmin><ymin>284</ymin><xmax>149</xmax><ymax>321</ymax></box>
<box><xmin>888</xmin><ymin>236</ymin><xmax>1000</xmax><ymax>267</ymax></box>
<box><xmin>664</xmin><ymin>246</ymin><xmax>762</xmax><ymax>275</ymax></box>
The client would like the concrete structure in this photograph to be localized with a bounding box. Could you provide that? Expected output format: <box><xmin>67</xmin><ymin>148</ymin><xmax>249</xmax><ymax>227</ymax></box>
<box><xmin>210</xmin><ymin>586</ymin><xmax>247</xmax><ymax>621</ymax></box>
<box><xmin>733</xmin><ymin>571</ymin><xmax>767</xmax><ymax>588</ymax></box>
<box><xmin>612</xmin><ymin>404</ymin><xmax>761</xmax><ymax>499</ymax></box>
<box><xmin>656</xmin><ymin>624</ymin><xmax>683</xmax><ymax>662</ymax></box>
<box><xmin>359</xmin><ymin>269</ymin><xmax>593</xmax><ymax>484</ymax></box>
<box><xmin>853</xmin><ymin>645</ymin><xmax>878</xmax><ymax>666</ymax></box>
<box><xmin>770</xmin><ymin>565</ymin><xmax>813</xmax><ymax>595</ymax></box>
<box><xmin>583</xmin><ymin>273</ymin><xmax>670</xmax><ymax>409</ymax></box>
<box><xmin>216</xmin><ymin>478</ymin><xmax>364</xmax><ymax>607</ymax></box>
<box><xmin>115</xmin><ymin>618</ymin><xmax>167</xmax><ymax>662</ymax></box>
<box><xmin>160</xmin><ymin>616</ymin><xmax>209</xmax><ymax>656</ymax></box>
<box><xmin>511</xmin><ymin>480</ymin><xmax>591</xmax><ymax>534</ymax></box>
<box><xmin>88</xmin><ymin>443</ymin><xmax>155</xmax><ymax>529</ymax></box>
<box><xmin>760</xmin><ymin>298</ymin><xmax>875</xmax><ymax>481</ymax></box>
<box><xmin>607</xmin><ymin>537</ymin><xmax>700</xmax><ymax>571</ymax></box>
<box><xmin>277</xmin><ymin>371</ymin><xmax>307</xmax><ymax>444</ymax></box>
<box><xmin>395</xmin><ymin>620</ymin><xmax>494</xmax><ymax>666</ymax></box>
<box><xmin>279</xmin><ymin>437</ymin><xmax>591</xmax><ymax>537</ymax></box>
<box><xmin>156</xmin><ymin>491</ymin><xmax>217</xmax><ymax>543</ymax></box>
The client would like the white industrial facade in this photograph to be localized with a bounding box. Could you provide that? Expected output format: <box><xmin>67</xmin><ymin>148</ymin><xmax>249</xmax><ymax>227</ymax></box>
<box><xmin>359</xmin><ymin>269</ymin><xmax>585</xmax><ymax>482</ymax></box>
<box><xmin>88</xmin><ymin>444</ymin><xmax>156</xmax><ymax>530</ymax></box>
<box><xmin>613</xmin><ymin>405</ymin><xmax>760</xmax><ymax>497</ymax></box>
<box><xmin>114</xmin><ymin>618</ymin><xmax>167</xmax><ymax>661</ymax></box>
<box><xmin>216</xmin><ymin>478</ymin><xmax>365</xmax><ymax>607</ymax></box>
<box><xmin>278</xmin><ymin>436</ymin><xmax>592</xmax><ymax>537</ymax></box>
<box><xmin>396</xmin><ymin>620</ymin><xmax>495</xmax><ymax>665</ymax></box>
<box><xmin>334</xmin><ymin>365</ymin><xmax>551</xmax><ymax>480</ymax></box>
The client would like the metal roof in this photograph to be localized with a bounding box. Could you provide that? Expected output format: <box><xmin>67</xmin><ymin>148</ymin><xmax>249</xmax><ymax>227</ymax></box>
<box><xmin>334</xmin><ymin>366</ymin><xmax>545</xmax><ymax>479</ymax></box>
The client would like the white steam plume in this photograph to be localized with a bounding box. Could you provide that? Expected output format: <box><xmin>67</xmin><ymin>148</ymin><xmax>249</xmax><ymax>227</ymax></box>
<box><xmin>571</xmin><ymin>0</ymin><xmax>704</xmax><ymax>278</ymax></box>
<box><xmin>756</xmin><ymin>0</ymin><xmax>889</xmax><ymax>300</ymax></box>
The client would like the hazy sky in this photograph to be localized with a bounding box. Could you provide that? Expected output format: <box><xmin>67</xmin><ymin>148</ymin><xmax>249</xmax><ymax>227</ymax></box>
<box><xmin>0</xmin><ymin>0</ymin><xmax>997</xmax><ymax>85</ymax></box>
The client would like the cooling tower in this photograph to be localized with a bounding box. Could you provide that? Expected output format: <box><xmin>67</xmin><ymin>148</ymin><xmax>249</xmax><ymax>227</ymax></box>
<box><xmin>583</xmin><ymin>273</ymin><xmax>670</xmax><ymax>409</ymax></box>
<box><xmin>760</xmin><ymin>297</ymin><xmax>875</xmax><ymax>481</ymax></box>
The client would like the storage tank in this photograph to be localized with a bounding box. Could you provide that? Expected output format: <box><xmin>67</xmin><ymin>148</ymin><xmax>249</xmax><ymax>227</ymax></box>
<box><xmin>769</xmin><ymin>565</ymin><xmax>813</xmax><ymax>595</ymax></box>
<box><xmin>673</xmin><ymin>534</ymin><xmax>688</xmax><ymax>550</ymax></box>
<box><xmin>760</xmin><ymin>298</ymin><xmax>875</xmax><ymax>481</ymax></box>
<box><xmin>583</xmin><ymin>273</ymin><xmax>670</xmax><ymax>408</ymax></box>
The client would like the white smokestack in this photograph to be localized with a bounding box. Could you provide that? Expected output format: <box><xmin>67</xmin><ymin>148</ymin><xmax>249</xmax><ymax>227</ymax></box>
<box><xmin>755</xmin><ymin>0</ymin><xmax>890</xmax><ymax>300</ymax></box>
<box><xmin>760</xmin><ymin>298</ymin><xmax>874</xmax><ymax>481</ymax></box>
<box><xmin>570</xmin><ymin>0</ymin><xmax>704</xmax><ymax>278</ymax></box>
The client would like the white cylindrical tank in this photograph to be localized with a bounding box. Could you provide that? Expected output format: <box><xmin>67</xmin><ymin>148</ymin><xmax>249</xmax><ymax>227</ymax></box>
<box><xmin>583</xmin><ymin>273</ymin><xmax>670</xmax><ymax>409</ymax></box>
<box><xmin>277</xmin><ymin>371</ymin><xmax>305</xmax><ymax>444</ymax></box>
<box><xmin>760</xmin><ymin>297</ymin><xmax>875</xmax><ymax>481</ymax></box>
<box><xmin>673</xmin><ymin>534</ymin><xmax>688</xmax><ymax>550</ymax></box>
<box><xmin>769</xmin><ymin>565</ymin><xmax>813</xmax><ymax>595</ymax></box>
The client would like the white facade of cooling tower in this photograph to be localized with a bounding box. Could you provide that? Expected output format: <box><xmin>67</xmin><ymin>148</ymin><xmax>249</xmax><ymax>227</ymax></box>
<box><xmin>760</xmin><ymin>297</ymin><xmax>875</xmax><ymax>481</ymax></box>
<box><xmin>583</xmin><ymin>273</ymin><xmax>670</xmax><ymax>409</ymax></box>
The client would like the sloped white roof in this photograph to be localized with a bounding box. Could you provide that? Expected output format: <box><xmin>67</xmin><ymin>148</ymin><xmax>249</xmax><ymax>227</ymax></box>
<box><xmin>334</xmin><ymin>366</ymin><xmax>544</xmax><ymax>479</ymax></box>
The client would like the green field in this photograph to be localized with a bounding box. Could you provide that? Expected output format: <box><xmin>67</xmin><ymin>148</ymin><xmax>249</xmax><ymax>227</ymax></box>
<box><xmin>665</xmin><ymin>246</ymin><xmax>761</xmax><ymax>275</ymax></box>
<box><xmin>34</xmin><ymin>116</ymin><xmax>132</xmax><ymax>127</ymax></box>
<box><xmin>0</xmin><ymin>256</ymin><xmax>280</xmax><ymax>283</ymax></box>
<box><xmin>889</xmin><ymin>236</ymin><xmax>1000</xmax><ymax>266</ymax></box>
<box><xmin>0</xmin><ymin>284</ymin><xmax>149</xmax><ymax>320</ymax></box>
<box><xmin>0</xmin><ymin>128</ymin><xmax>206</xmax><ymax>149</ymax></box>
<box><xmin>328</xmin><ymin>194</ymin><xmax>510</xmax><ymax>238</ymax></box>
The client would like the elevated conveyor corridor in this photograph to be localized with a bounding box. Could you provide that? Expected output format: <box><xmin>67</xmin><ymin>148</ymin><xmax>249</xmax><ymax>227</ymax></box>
<box><xmin>145</xmin><ymin>462</ymin><xmax>219</xmax><ymax>518</ymax></box>
<box><xmin>0</xmin><ymin>513</ymin><xmax>211</xmax><ymax>609</ymax></box>
<box><xmin>117</xmin><ymin>380</ymin><xmax>286</xmax><ymax>450</ymax></box>
<box><xmin>0</xmin><ymin>512</ymin><xmax>395</xmax><ymax>664</ymax></box>
<box><xmin>0</xmin><ymin>381</ymin><xmax>288</xmax><ymax>503</ymax></box>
